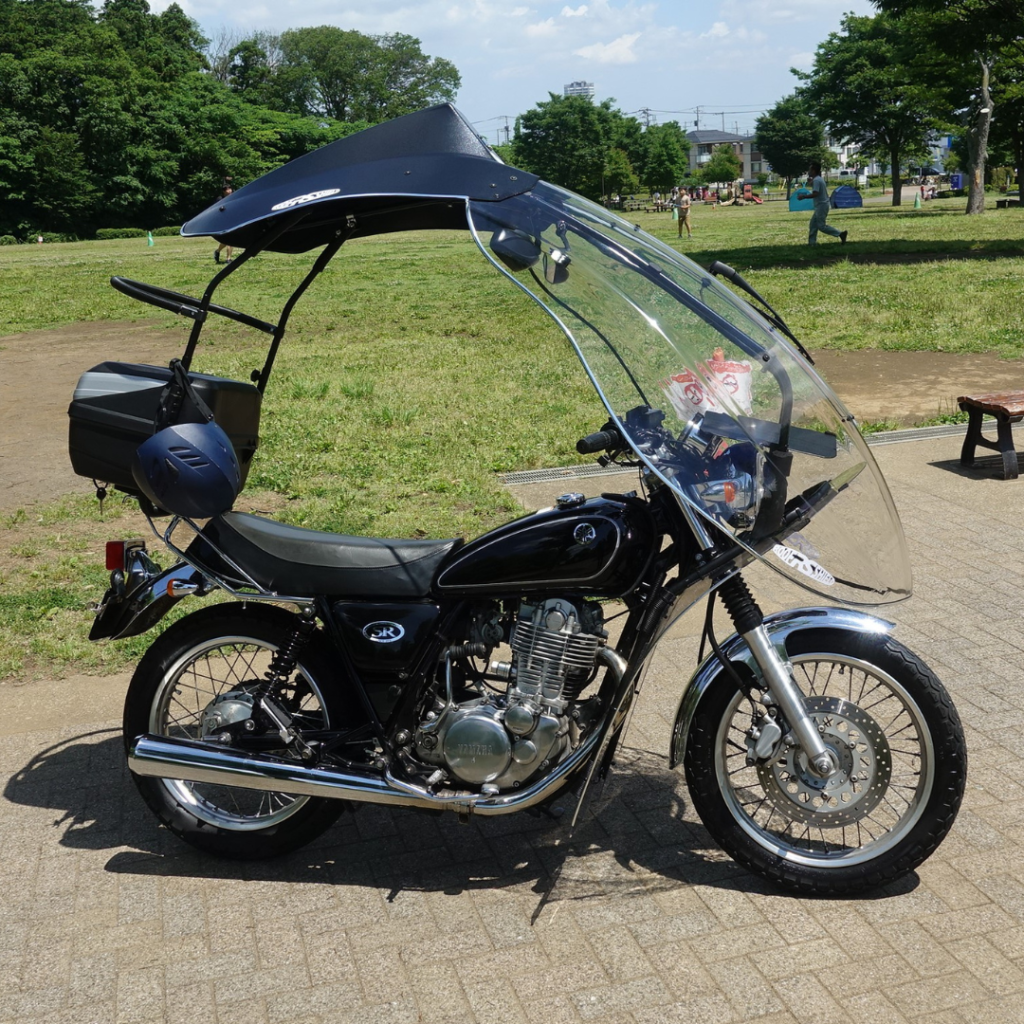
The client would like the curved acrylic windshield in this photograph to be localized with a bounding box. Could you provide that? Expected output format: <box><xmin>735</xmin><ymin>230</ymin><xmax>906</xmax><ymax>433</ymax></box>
<box><xmin>467</xmin><ymin>182</ymin><xmax>911</xmax><ymax>605</ymax></box>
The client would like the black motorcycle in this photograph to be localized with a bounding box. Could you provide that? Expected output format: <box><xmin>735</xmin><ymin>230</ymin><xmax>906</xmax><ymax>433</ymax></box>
<box><xmin>69</xmin><ymin>105</ymin><xmax>965</xmax><ymax>895</ymax></box>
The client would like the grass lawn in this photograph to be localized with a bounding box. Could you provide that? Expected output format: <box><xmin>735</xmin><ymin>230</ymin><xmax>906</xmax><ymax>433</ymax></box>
<box><xmin>2</xmin><ymin>193</ymin><xmax>1023</xmax><ymax>679</ymax></box>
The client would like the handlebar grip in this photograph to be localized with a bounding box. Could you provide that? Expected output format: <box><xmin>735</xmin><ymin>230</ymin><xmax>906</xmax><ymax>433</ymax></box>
<box><xmin>708</xmin><ymin>260</ymin><xmax>738</xmax><ymax>282</ymax></box>
<box><xmin>576</xmin><ymin>429</ymin><xmax>622</xmax><ymax>455</ymax></box>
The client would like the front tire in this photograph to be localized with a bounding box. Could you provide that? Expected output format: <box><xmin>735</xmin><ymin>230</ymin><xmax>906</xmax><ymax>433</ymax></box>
<box><xmin>684</xmin><ymin>628</ymin><xmax>966</xmax><ymax>895</ymax></box>
<box><xmin>123</xmin><ymin>603</ymin><xmax>353</xmax><ymax>859</ymax></box>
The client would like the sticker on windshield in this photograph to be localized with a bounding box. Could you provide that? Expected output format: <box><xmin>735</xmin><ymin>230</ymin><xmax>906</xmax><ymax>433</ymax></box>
<box><xmin>771</xmin><ymin>544</ymin><xmax>835</xmax><ymax>586</ymax></box>
<box><xmin>271</xmin><ymin>189</ymin><xmax>341</xmax><ymax>212</ymax></box>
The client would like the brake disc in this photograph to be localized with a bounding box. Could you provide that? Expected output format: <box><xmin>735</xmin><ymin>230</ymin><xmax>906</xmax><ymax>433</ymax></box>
<box><xmin>756</xmin><ymin>695</ymin><xmax>892</xmax><ymax>827</ymax></box>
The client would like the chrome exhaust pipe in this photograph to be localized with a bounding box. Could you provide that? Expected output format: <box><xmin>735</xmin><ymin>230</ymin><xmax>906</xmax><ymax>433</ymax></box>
<box><xmin>129</xmin><ymin>727</ymin><xmax>602</xmax><ymax>817</ymax></box>
<box><xmin>129</xmin><ymin>734</ymin><xmax>429</xmax><ymax>808</ymax></box>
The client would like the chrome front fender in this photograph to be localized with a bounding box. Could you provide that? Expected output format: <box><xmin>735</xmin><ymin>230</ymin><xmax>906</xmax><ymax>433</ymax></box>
<box><xmin>668</xmin><ymin>606</ymin><xmax>894</xmax><ymax>769</ymax></box>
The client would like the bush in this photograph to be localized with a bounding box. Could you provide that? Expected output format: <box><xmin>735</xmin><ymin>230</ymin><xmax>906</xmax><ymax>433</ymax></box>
<box><xmin>152</xmin><ymin>226</ymin><xmax>182</xmax><ymax>236</ymax></box>
<box><xmin>34</xmin><ymin>231</ymin><xmax>77</xmax><ymax>243</ymax></box>
<box><xmin>0</xmin><ymin>235</ymin><xmax>19</xmax><ymax>245</ymax></box>
<box><xmin>96</xmin><ymin>227</ymin><xmax>148</xmax><ymax>240</ymax></box>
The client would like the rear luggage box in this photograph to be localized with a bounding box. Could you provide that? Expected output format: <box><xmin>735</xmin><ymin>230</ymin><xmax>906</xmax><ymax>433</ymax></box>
<box><xmin>68</xmin><ymin>361</ymin><xmax>261</xmax><ymax>494</ymax></box>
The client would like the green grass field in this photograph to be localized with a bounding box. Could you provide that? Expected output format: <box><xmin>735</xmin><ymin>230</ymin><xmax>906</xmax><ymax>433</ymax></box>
<box><xmin>2</xmin><ymin>193</ymin><xmax>1023</xmax><ymax>679</ymax></box>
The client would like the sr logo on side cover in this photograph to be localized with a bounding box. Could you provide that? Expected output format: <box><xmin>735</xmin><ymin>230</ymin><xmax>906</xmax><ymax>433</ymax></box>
<box><xmin>362</xmin><ymin>621</ymin><xmax>405</xmax><ymax>643</ymax></box>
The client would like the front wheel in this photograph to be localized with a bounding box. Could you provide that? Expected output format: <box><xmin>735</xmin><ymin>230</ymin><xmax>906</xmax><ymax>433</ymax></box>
<box><xmin>123</xmin><ymin>603</ymin><xmax>355</xmax><ymax>859</ymax></box>
<box><xmin>684</xmin><ymin>628</ymin><xmax>966</xmax><ymax>895</ymax></box>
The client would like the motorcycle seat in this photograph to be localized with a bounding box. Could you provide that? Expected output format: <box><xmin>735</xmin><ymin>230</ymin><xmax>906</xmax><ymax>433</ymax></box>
<box><xmin>187</xmin><ymin>511</ymin><xmax>463</xmax><ymax>598</ymax></box>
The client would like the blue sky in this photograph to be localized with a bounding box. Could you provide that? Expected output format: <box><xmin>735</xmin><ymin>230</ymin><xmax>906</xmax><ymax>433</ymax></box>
<box><xmin>159</xmin><ymin>0</ymin><xmax>877</xmax><ymax>141</ymax></box>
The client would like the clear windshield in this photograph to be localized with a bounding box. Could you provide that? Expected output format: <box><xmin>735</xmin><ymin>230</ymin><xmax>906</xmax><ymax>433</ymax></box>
<box><xmin>467</xmin><ymin>183</ymin><xmax>911</xmax><ymax>605</ymax></box>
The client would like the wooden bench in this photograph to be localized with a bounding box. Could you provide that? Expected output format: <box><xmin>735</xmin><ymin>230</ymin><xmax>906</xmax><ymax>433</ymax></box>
<box><xmin>958</xmin><ymin>391</ymin><xmax>1024</xmax><ymax>479</ymax></box>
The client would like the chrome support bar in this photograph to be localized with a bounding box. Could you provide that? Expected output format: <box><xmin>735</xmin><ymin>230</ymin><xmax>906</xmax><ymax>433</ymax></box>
<box><xmin>742</xmin><ymin>622</ymin><xmax>832</xmax><ymax>775</ymax></box>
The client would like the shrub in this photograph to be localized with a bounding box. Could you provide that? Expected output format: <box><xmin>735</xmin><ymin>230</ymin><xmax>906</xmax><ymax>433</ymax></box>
<box><xmin>152</xmin><ymin>226</ymin><xmax>182</xmax><ymax>236</ymax></box>
<box><xmin>96</xmin><ymin>227</ymin><xmax>148</xmax><ymax>240</ymax></box>
<box><xmin>0</xmin><ymin>235</ymin><xmax>19</xmax><ymax>245</ymax></box>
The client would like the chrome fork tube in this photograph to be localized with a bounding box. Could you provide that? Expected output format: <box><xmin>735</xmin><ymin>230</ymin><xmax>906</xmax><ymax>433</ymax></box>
<box><xmin>742</xmin><ymin>624</ymin><xmax>832</xmax><ymax>775</ymax></box>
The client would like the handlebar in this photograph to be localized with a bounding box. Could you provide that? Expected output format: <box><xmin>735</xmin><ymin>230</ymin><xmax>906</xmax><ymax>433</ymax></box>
<box><xmin>576</xmin><ymin>428</ymin><xmax>623</xmax><ymax>455</ymax></box>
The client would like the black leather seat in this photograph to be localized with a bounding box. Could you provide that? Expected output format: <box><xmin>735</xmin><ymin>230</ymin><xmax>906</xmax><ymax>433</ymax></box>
<box><xmin>187</xmin><ymin>512</ymin><xmax>463</xmax><ymax>598</ymax></box>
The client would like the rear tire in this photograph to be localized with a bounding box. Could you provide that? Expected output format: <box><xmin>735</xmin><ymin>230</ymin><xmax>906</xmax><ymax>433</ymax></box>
<box><xmin>684</xmin><ymin>628</ymin><xmax>966</xmax><ymax>895</ymax></box>
<box><xmin>124</xmin><ymin>603</ymin><xmax>353</xmax><ymax>859</ymax></box>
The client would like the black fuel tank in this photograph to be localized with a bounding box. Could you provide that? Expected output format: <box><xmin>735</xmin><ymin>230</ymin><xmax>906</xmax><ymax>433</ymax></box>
<box><xmin>435</xmin><ymin>495</ymin><xmax>656</xmax><ymax>597</ymax></box>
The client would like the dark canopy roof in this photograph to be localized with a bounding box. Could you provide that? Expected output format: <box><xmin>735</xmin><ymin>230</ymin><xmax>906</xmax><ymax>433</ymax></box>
<box><xmin>182</xmin><ymin>105</ymin><xmax>539</xmax><ymax>253</ymax></box>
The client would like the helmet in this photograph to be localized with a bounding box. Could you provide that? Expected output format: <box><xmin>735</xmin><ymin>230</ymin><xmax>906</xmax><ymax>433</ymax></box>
<box><xmin>131</xmin><ymin>421</ymin><xmax>241</xmax><ymax>518</ymax></box>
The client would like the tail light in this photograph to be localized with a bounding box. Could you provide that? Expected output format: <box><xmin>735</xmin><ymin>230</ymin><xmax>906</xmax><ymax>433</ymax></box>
<box><xmin>105</xmin><ymin>539</ymin><xmax>146</xmax><ymax>572</ymax></box>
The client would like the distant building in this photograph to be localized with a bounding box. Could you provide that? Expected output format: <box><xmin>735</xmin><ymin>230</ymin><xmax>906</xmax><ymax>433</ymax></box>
<box><xmin>686</xmin><ymin>130</ymin><xmax>765</xmax><ymax>183</ymax></box>
<box><xmin>564</xmin><ymin>81</ymin><xmax>595</xmax><ymax>99</ymax></box>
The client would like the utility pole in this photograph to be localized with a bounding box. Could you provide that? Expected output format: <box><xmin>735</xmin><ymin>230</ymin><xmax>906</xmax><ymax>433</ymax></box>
<box><xmin>639</xmin><ymin>107</ymin><xmax>652</xmax><ymax>128</ymax></box>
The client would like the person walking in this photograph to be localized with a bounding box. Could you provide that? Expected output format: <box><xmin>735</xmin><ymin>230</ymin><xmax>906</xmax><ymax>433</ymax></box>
<box><xmin>673</xmin><ymin>188</ymin><xmax>692</xmax><ymax>239</ymax></box>
<box><xmin>807</xmin><ymin>161</ymin><xmax>847</xmax><ymax>245</ymax></box>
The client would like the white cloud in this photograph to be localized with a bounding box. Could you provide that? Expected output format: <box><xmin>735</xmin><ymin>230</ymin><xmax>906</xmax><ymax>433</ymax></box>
<box><xmin>561</xmin><ymin>4</ymin><xmax>588</xmax><ymax>15</ymax></box>
<box><xmin>788</xmin><ymin>50</ymin><xmax>816</xmax><ymax>70</ymax></box>
<box><xmin>573</xmin><ymin>31</ymin><xmax>641</xmax><ymax>64</ymax></box>
<box><xmin>525</xmin><ymin>17</ymin><xmax>557</xmax><ymax>37</ymax></box>
<box><xmin>701</xmin><ymin>21</ymin><xmax>729</xmax><ymax>39</ymax></box>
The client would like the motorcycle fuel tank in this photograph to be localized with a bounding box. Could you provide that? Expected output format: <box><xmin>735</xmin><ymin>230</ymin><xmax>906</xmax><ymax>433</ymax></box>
<box><xmin>435</xmin><ymin>495</ymin><xmax>656</xmax><ymax>597</ymax></box>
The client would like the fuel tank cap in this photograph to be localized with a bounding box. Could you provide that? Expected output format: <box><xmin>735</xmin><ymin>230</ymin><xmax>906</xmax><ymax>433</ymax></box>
<box><xmin>555</xmin><ymin>492</ymin><xmax>585</xmax><ymax>509</ymax></box>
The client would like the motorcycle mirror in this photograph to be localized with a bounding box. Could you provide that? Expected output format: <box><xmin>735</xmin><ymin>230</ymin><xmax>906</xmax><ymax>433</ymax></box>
<box><xmin>544</xmin><ymin>248</ymin><xmax>571</xmax><ymax>285</ymax></box>
<box><xmin>490</xmin><ymin>229</ymin><xmax>540</xmax><ymax>271</ymax></box>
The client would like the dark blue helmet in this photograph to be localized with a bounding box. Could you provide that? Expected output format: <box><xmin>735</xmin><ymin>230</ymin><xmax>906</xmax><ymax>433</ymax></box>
<box><xmin>132</xmin><ymin>421</ymin><xmax>241</xmax><ymax>518</ymax></box>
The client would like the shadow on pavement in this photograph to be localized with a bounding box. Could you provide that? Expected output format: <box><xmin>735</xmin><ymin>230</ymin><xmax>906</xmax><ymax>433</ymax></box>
<box><xmin>4</xmin><ymin>729</ymin><xmax>919</xmax><ymax>908</ymax></box>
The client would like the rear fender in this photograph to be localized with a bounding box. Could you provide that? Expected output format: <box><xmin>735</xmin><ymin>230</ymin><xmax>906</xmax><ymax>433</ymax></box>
<box><xmin>90</xmin><ymin>557</ymin><xmax>200</xmax><ymax>641</ymax></box>
<box><xmin>668</xmin><ymin>606</ymin><xmax>894</xmax><ymax>768</ymax></box>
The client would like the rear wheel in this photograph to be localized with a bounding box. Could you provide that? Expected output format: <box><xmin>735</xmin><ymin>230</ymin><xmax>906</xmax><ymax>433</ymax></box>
<box><xmin>684</xmin><ymin>628</ymin><xmax>966</xmax><ymax>895</ymax></box>
<box><xmin>124</xmin><ymin>603</ymin><xmax>353</xmax><ymax>859</ymax></box>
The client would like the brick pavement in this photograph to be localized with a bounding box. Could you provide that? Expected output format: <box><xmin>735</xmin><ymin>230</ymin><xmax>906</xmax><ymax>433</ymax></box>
<box><xmin>2</xmin><ymin>431</ymin><xmax>1024</xmax><ymax>1024</ymax></box>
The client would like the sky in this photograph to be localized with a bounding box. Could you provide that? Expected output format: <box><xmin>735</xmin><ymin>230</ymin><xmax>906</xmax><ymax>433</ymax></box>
<box><xmin>156</xmin><ymin>0</ymin><xmax>878</xmax><ymax>142</ymax></box>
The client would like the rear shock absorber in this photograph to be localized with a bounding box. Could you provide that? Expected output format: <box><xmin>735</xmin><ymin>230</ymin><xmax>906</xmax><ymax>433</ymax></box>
<box><xmin>264</xmin><ymin>606</ymin><xmax>317</xmax><ymax>689</ymax></box>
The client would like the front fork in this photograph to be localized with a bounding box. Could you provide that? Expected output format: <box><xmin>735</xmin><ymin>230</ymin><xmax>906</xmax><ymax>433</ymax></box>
<box><xmin>717</xmin><ymin>576</ymin><xmax>833</xmax><ymax>776</ymax></box>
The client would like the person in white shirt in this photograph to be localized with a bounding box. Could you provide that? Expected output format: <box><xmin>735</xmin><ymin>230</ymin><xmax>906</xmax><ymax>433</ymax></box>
<box><xmin>807</xmin><ymin>161</ymin><xmax>847</xmax><ymax>246</ymax></box>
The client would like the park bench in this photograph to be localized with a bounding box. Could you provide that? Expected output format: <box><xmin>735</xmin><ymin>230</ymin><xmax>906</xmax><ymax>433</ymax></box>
<box><xmin>957</xmin><ymin>391</ymin><xmax>1024</xmax><ymax>479</ymax></box>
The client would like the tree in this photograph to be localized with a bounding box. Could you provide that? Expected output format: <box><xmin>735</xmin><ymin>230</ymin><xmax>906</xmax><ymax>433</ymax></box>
<box><xmin>873</xmin><ymin>0</ymin><xmax>1024</xmax><ymax>212</ymax></box>
<box><xmin>603</xmin><ymin>148</ymin><xmax>638</xmax><ymax>196</ymax></box>
<box><xmin>755</xmin><ymin>93</ymin><xmax>827</xmax><ymax>197</ymax></box>
<box><xmin>271</xmin><ymin>27</ymin><xmax>458</xmax><ymax>122</ymax></box>
<box><xmin>798</xmin><ymin>12</ymin><xmax>945</xmax><ymax>206</ymax></box>
<box><xmin>512</xmin><ymin>94</ymin><xmax>612</xmax><ymax>198</ymax></box>
<box><xmin>642</xmin><ymin>121</ymin><xmax>689</xmax><ymax>191</ymax></box>
<box><xmin>698</xmin><ymin>144</ymin><xmax>742</xmax><ymax>186</ymax></box>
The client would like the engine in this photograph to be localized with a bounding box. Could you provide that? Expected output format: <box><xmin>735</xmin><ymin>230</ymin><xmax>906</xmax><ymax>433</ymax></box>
<box><xmin>413</xmin><ymin>598</ymin><xmax>605</xmax><ymax>790</ymax></box>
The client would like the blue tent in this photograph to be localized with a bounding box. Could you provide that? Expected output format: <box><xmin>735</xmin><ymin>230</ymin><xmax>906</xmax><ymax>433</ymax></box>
<box><xmin>789</xmin><ymin>189</ymin><xmax>814</xmax><ymax>212</ymax></box>
<box><xmin>830</xmin><ymin>185</ymin><xmax>863</xmax><ymax>209</ymax></box>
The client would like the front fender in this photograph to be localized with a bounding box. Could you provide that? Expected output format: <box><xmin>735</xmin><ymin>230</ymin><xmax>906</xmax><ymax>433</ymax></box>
<box><xmin>668</xmin><ymin>606</ymin><xmax>894</xmax><ymax>769</ymax></box>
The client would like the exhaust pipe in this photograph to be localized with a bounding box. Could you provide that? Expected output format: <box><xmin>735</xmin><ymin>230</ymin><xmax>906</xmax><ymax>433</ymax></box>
<box><xmin>129</xmin><ymin>734</ymin><xmax>427</xmax><ymax>808</ymax></box>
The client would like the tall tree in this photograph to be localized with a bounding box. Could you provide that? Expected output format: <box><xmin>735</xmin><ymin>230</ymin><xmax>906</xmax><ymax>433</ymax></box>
<box><xmin>642</xmin><ymin>121</ymin><xmax>689</xmax><ymax>191</ymax></box>
<box><xmin>513</xmin><ymin>94</ymin><xmax>621</xmax><ymax>198</ymax></box>
<box><xmin>755</xmin><ymin>93</ymin><xmax>827</xmax><ymax>197</ymax></box>
<box><xmin>873</xmin><ymin>0</ymin><xmax>1024</xmax><ymax>212</ymax></box>
<box><xmin>797</xmin><ymin>12</ymin><xmax>944</xmax><ymax>206</ymax></box>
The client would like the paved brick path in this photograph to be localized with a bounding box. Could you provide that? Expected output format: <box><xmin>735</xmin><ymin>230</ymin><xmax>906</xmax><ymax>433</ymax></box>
<box><xmin>2</xmin><ymin>431</ymin><xmax>1023</xmax><ymax>1024</ymax></box>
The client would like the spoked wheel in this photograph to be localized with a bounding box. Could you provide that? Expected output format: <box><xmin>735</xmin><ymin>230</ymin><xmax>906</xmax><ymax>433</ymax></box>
<box><xmin>684</xmin><ymin>628</ymin><xmax>966</xmax><ymax>895</ymax></box>
<box><xmin>124</xmin><ymin>604</ymin><xmax>355</xmax><ymax>858</ymax></box>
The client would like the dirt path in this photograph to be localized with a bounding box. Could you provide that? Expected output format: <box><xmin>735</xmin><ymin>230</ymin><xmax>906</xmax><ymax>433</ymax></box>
<box><xmin>0</xmin><ymin>321</ymin><xmax>174</xmax><ymax>509</ymax></box>
<box><xmin>3</xmin><ymin>321</ymin><xmax>1024</xmax><ymax>511</ymax></box>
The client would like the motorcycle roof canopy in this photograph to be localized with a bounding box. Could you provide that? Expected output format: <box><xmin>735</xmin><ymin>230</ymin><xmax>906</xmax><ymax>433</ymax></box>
<box><xmin>182</xmin><ymin>105</ymin><xmax>539</xmax><ymax>253</ymax></box>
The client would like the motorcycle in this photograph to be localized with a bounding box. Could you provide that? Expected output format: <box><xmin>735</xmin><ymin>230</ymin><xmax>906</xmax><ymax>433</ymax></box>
<box><xmin>68</xmin><ymin>105</ymin><xmax>965</xmax><ymax>895</ymax></box>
